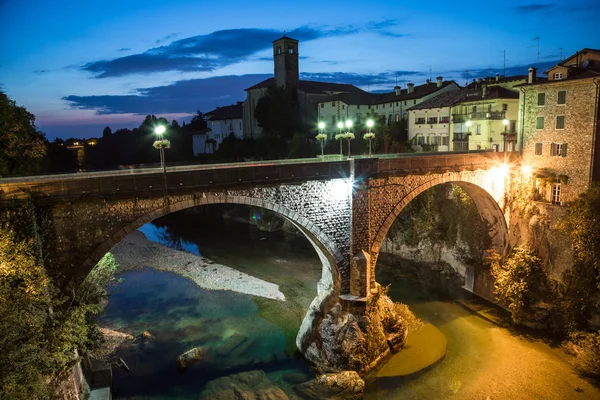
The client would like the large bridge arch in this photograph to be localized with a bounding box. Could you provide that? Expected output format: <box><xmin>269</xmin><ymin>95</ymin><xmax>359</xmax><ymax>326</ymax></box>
<box><xmin>79</xmin><ymin>193</ymin><xmax>346</xmax><ymax>354</ymax></box>
<box><xmin>366</xmin><ymin>170</ymin><xmax>510</xmax><ymax>294</ymax></box>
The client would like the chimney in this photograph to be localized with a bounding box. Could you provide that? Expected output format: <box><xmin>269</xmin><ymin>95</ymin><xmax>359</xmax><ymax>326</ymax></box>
<box><xmin>407</xmin><ymin>83</ymin><xmax>415</xmax><ymax>93</ymax></box>
<box><xmin>482</xmin><ymin>85</ymin><xmax>488</xmax><ymax>98</ymax></box>
<box><xmin>426</xmin><ymin>79</ymin><xmax>431</xmax><ymax>84</ymax></box>
<box><xmin>528</xmin><ymin>67</ymin><xmax>537</xmax><ymax>84</ymax></box>
<box><xmin>495</xmin><ymin>73</ymin><xmax>500</xmax><ymax>82</ymax></box>
<box><xmin>436</xmin><ymin>76</ymin><xmax>443</xmax><ymax>87</ymax></box>
<box><xmin>394</xmin><ymin>85</ymin><xmax>401</xmax><ymax>96</ymax></box>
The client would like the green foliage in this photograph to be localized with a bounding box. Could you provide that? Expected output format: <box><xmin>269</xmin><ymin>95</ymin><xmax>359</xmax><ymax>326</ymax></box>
<box><xmin>490</xmin><ymin>246</ymin><xmax>548</xmax><ymax>318</ymax></box>
<box><xmin>560</xmin><ymin>183</ymin><xmax>600</xmax><ymax>289</ymax></box>
<box><xmin>0</xmin><ymin>202</ymin><xmax>113</xmax><ymax>398</ymax></box>
<box><xmin>0</xmin><ymin>91</ymin><xmax>47</xmax><ymax>177</ymax></box>
<box><xmin>388</xmin><ymin>184</ymin><xmax>491</xmax><ymax>266</ymax></box>
<box><xmin>568</xmin><ymin>331</ymin><xmax>600</xmax><ymax>378</ymax></box>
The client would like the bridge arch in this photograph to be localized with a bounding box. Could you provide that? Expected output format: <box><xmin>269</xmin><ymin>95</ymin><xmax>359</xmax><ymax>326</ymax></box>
<box><xmin>80</xmin><ymin>194</ymin><xmax>344</xmax><ymax>352</ymax></box>
<box><xmin>369</xmin><ymin>171</ymin><xmax>509</xmax><ymax>292</ymax></box>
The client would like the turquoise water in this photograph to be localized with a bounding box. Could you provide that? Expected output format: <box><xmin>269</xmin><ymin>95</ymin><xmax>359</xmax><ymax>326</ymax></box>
<box><xmin>98</xmin><ymin>207</ymin><xmax>319</xmax><ymax>399</ymax></box>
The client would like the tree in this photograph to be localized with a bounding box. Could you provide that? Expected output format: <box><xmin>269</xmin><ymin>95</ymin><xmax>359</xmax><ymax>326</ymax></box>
<box><xmin>102</xmin><ymin>126</ymin><xmax>112</xmax><ymax>140</ymax></box>
<box><xmin>254</xmin><ymin>85</ymin><xmax>300</xmax><ymax>140</ymax></box>
<box><xmin>0</xmin><ymin>91</ymin><xmax>47</xmax><ymax>177</ymax></box>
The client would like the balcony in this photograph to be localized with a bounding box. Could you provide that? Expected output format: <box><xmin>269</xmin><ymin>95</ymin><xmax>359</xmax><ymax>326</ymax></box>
<box><xmin>415</xmin><ymin>118</ymin><xmax>426</xmax><ymax>125</ymax></box>
<box><xmin>453</xmin><ymin>111</ymin><xmax>506</xmax><ymax>121</ymax></box>
<box><xmin>453</xmin><ymin>132</ymin><xmax>470</xmax><ymax>141</ymax></box>
<box><xmin>427</xmin><ymin>117</ymin><xmax>438</xmax><ymax>124</ymax></box>
<box><xmin>439</xmin><ymin>116</ymin><xmax>450</xmax><ymax>124</ymax></box>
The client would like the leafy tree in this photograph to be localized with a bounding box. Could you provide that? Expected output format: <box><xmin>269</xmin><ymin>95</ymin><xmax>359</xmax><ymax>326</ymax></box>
<box><xmin>0</xmin><ymin>202</ymin><xmax>113</xmax><ymax>398</ymax></box>
<box><xmin>254</xmin><ymin>85</ymin><xmax>300</xmax><ymax>140</ymax></box>
<box><xmin>0</xmin><ymin>91</ymin><xmax>47</xmax><ymax>177</ymax></box>
<box><xmin>101</xmin><ymin>126</ymin><xmax>112</xmax><ymax>140</ymax></box>
<box><xmin>490</xmin><ymin>246</ymin><xmax>549</xmax><ymax>321</ymax></box>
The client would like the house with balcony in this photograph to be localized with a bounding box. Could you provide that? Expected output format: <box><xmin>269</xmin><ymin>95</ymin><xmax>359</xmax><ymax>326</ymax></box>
<box><xmin>407</xmin><ymin>90</ymin><xmax>468</xmax><ymax>152</ymax></box>
<box><xmin>450</xmin><ymin>86</ymin><xmax>519</xmax><ymax>152</ymax></box>
<box><xmin>517</xmin><ymin>48</ymin><xmax>600</xmax><ymax>204</ymax></box>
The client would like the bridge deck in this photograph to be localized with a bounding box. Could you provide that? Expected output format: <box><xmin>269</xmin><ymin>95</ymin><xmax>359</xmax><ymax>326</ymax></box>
<box><xmin>0</xmin><ymin>151</ymin><xmax>519</xmax><ymax>202</ymax></box>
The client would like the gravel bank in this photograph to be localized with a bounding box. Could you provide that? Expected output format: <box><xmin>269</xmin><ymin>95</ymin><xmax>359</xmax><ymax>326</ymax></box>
<box><xmin>111</xmin><ymin>230</ymin><xmax>286</xmax><ymax>301</ymax></box>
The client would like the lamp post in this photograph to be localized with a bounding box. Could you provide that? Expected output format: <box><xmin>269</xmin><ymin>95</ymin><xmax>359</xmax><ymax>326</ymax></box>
<box><xmin>316</xmin><ymin>121</ymin><xmax>326</xmax><ymax>157</ymax></box>
<box><xmin>365</xmin><ymin>119</ymin><xmax>375</xmax><ymax>157</ymax></box>
<box><xmin>155</xmin><ymin>125</ymin><xmax>167</xmax><ymax>173</ymax></box>
<box><xmin>344</xmin><ymin>120</ymin><xmax>354</xmax><ymax>158</ymax></box>
<box><xmin>336</xmin><ymin>121</ymin><xmax>344</xmax><ymax>156</ymax></box>
<box><xmin>502</xmin><ymin>118</ymin><xmax>509</xmax><ymax>152</ymax></box>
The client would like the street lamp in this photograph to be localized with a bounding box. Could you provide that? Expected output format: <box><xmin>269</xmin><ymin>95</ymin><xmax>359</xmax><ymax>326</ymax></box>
<box><xmin>336</xmin><ymin>121</ymin><xmax>344</xmax><ymax>156</ymax></box>
<box><xmin>344</xmin><ymin>120</ymin><xmax>354</xmax><ymax>158</ymax></box>
<box><xmin>366</xmin><ymin>119</ymin><xmax>374</xmax><ymax>133</ymax></box>
<box><xmin>502</xmin><ymin>119</ymin><xmax>510</xmax><ymax>151</ymax></box>
<box><xmin>316</xmin><ymin>122</ymin><xmax>327</xmax><ymax>157</ymax></box>
<box><xmin>154</xmin><ymin>125</ymin><xmax>167</xmax><ymax>173</ymax></box>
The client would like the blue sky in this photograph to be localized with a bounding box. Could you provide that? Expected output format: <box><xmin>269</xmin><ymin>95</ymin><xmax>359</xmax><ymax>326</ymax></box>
<box><xmin>0</xmin><ymin>0</ymin><xmax>598</xmax><ymax>139</ymax></box>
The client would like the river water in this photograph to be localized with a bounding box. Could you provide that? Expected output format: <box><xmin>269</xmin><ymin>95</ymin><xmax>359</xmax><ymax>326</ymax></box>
<box><xmin>98</xmin><ymin>206</ymin><xmax>600</xmax><ymax>400</ymax></box>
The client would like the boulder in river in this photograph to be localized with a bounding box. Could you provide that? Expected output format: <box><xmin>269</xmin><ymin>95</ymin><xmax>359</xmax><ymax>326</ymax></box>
<box><xmin>199</xmin><ymin>370</ymin><xmax>289</xmax><ymax>400</ymax></box>
<box><xmin>176</xmin><ymin>347</ymin><xmax>207</xmax><ymax>371</ymax></box>
<box><xmin>294</xmin><ymin>371</ymin><xmax>365</xmax><ymax>400</ymax></box>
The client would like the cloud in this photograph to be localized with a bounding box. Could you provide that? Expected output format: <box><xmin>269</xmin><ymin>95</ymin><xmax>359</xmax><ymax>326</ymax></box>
<box><xmin>449</xmin><ymin>60</ymin><xmax>560</xmax><ymax>82</ymax></box>
<box><xmin>62</xmin><ymin>74</ymin><xmax>271</xmax><ymax>115</ymax></box>
<box><xmin>118</xmin><ymin>47</ymin><xmax>131</xmax><ymax>52</ymax></box>
<box><xmin>155</xmin><ymin>33</ymin><xmax>179</xmax><ymax>44</ymax></box>
<box><xmin>81</xmin><ymin>22</ymin><xmax>408</xmax><ymax>78</ymax></box>
<box><xmin>34</xmin><ymin>69</ymin><xmax>49</xmax><ymax>74</ymax></box>
<box><xmin>302</xmin><ymin>71</ymin><xmax>425</xmax><ymax>87</ymax></box>
<box><xmin>512</xmin><ymin>4</ymin><xmax>555</xmax><ymax>14</ymax></box>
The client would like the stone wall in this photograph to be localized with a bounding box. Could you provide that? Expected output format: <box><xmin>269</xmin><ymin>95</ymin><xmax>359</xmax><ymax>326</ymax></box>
<box><xmin>521</xmin><ymin>79</ymin><xmax>599</xmax><ymax>202</ymax></box>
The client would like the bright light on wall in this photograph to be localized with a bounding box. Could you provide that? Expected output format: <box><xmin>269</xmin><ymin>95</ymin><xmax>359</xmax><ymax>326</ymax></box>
<box><xmin>521</xmin><ymin>165</ymin><xmax>533</xmax><ymax>176</ymax></box>
<box><xmin>329</xmin><ymin>179</ymin><xmax>351</xmax><ymax>202</ymax></box>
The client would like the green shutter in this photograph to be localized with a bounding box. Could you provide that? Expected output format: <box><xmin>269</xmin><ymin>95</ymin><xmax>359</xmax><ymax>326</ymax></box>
<box><xmin>562</xmin><ymin>143</ymin><xmax>568</xmax><ymax>157</ymax></box>
<box><xmin>551</xmin><ymin>143</ymin><xmax>556</xmax><ymax>156</ymax></box>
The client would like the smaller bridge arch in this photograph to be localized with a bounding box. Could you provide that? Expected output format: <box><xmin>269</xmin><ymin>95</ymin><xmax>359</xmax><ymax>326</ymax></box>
<box><xmin>368</xmin><ymin>170</ymin><xmax>510</xmax><ymax>293</ymax></box>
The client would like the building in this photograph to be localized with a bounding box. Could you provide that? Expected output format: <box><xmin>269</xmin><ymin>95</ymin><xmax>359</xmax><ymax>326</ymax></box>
<box><xmin>450</xmin><ymin>85</ymin><xmax>520</xmax><ymax>152</ymax></box>
<box><xmin>518</xmin><ymin>48</ymin><xmax>600</xmax><ymax>203</ymax></box>
<box><xmin>406</xmin><ymin>90</ymin><xmax>468</xmax><ymax>152</ymax></box>
<box><xmin>243</xmin><ymin>36</ymin><xmax>366</xmax><ymax>137</ymax></box>
<box><xmin>192</xmin><ymin>103</ymin><xmax>243</xmax><ymax>155</ymax></box>
<box><xmin>317</xmin><ymin>77</ymin><xmax>460</xmax><ymax>137</ymax></box>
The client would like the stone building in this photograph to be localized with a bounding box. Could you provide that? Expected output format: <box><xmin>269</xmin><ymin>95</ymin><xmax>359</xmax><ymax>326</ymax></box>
<box><xmin>243</xmin><ymin>36</ymin><xmax>365</xmax><ymax>137</ymax></box>
<box><xmin>518</xmin><ymin>48</ymin><xmax>600</xmax><ymax>203</ymax></box>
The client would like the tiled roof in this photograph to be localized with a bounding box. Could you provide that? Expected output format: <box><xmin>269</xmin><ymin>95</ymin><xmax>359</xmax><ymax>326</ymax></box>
<box><xmin>459</xmin><ymin>86</ymin><xmax>519</xmax><ymax>102</ymax></box>
<box><xmin>205</xmin><ymin>103</ymin><xmax>243</xmax><ymax>120</ymax></box>
<box><xmin>407</xmin><ymin>90</ymin><xmax>469</xmax><ymax>111</ymax></box>
<box><xmin>375</xmin><ymin>81</ymin><xmax>457</xmax><ymax>103</ymax></box>
<box><xmin>465</xmin><ymin>75</ymin><xmax>527</xmax><ymax>89</ymax></box>
<box><xmin>273</xmin><ymin>35</ymin><xmax>298</xmax><ymax>42</ymax></box>
<box><xmin>245</xmin><ymin>78</ymin><xmax>365</xmax><ymax>94</ymax></box>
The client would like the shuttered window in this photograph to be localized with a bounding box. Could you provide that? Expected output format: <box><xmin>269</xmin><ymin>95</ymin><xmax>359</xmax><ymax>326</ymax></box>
<box><xmin>558</xmin><ymin>91</ymin><xmax>566</xmax><ymax>104</ymax></box>
<box><xmin>556</xmin><ymin>116</ymin><xmax>565</xmax><ymax>129</ymax></box>
<box><xmin>535</xmin><ymin>143</ymin><xmax>543</xmax><ymax>155</ymax></box>
<box><xmin>537</xmin><ymin>93</ymin><xmax>546</xmax><ymax>105</ymax></box>
<box><xmin>550</xmin><ymin>143</ymin><xmax>568</xmax><ymax>157</ymax></box>
<box><xmin>536</xmin><ymin>117</ymin><xmax>544</xmax><ymax>129</ymax></box>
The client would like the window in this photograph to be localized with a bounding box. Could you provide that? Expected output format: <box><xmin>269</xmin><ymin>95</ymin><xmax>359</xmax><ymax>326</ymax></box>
<box><xmin>396</xmin><ymin>102</ymin><xmax>398</xmax><ymax>106</ymax></box>
<box><xmin>510</xmin><ymin>121</ymin><xmax>516</xmax><ymax>133</ymax></box>
<box><xmin>556</xmin><ymin>116</ymin><xmax>565</xmax><ymax>129</ymax></box>
<box><xmin>332</xmin><ymin>115</ymin><xmax>336</xmax><ymax>125</ymax></box>
<box><xmin>357</xmin><ymin>105</ymin><xmax>360</xmax><ymax>109</ymax></box>
<box><xmin>431</xmin><ymin>136</ymin><xmax>440</xmax><ymax>145</ymax></box>
<box><xmin>537</xmin><ymin>93</ymin><xmax>545</xmax><ymax>106</ymax></box>
<box><xmin>502</xmin><ymin>104</ymin><xmax>508</xmax><ymax>111</ymax></box>
<box><xmin>413</xmin><ymin>100</ymin><xmax>417</xmax><ymax>105</ymax></box>
<box><xmin>239</xmin><ymin>121</ymin><xmax>242</xmax><ymax>130</ymax></box>
<box><xmin>472</xmin><ymin>106</ymin><xmax>477</xmax><ymax>113</ymax></box>
<box><xmin>288</xmin><ymin>46</ymin><xmax>294</xmax><ymax>54</ymax></box>
<box><xmin>488</xmin><ymin>104</ymin><xmax>492</xmax><ymax>112</ymax></box>
<box><xmin>395</xmin><ymin>113</ymin><xmax>399</xmax><ymax>122</ymax></box>
<box><xmin>382</xmin><ymin>103</ymin><xmax>385</xmax><ymax>108</ymax></box>
<box><xmin>415</xmin><ymin>117</ymin><xmax>425</xmax><ymax>124</ymax></box>
<box><xmin>558</xmin><ymin>90</ymin><xmax>566</xmax><ymax>105</ymax></box>
<box><xmin>276</xmin><ymin>46</ymin><xmax>281</xmax><ymax>54</ymax></box>
<box><xmin>552</xmin><ymin>183</ymin><xmax>561</xmax><ymax>204</ymax></box>
<box><xmin>536</xmin><ymin>116</ymin><xmax>544</xmax><ymax>129</ymax></box>
<box><xmin>554</xmin><ymin>72</ymin><xmax>563</xmax><ymax>80</ymax></box>
<box><xmin>440</xmin><ymin>116</ymin><xmax>450</xmax><ymax>123</ymax></box>
<box><xmin>442</xmin><ymin>136</ymin><xmax>449</xmax><ymax>146</ymax></box>
<box><xmin>551</xmin><ymin>142</ymin><xmax>568</xmax><ymax>157</ymax></box>
<box><xmin>492</xmin><ymin>144</ymin><xmax>499</xmax><ymax>152</ymax></box>
<box><xmin>427</xmin><ymin>117</ymin><xmax>438</xmax><ymax>124</ymax></box>
<box><xmin>320</xmin><ymin>103</ymin><xmax>324</xmax><ymax>108</ymax></box>
<box><xmin>388</xmin><ymin>115</ymin><xmax>392</xmax><ymax>124</ymax></box>
<box><xmin>476</xmin><ymin>125</ymin><xmax>481</xmax><ymax>135</ymax></box>
<box><xmin>417</xmin><ymin>136</ymin><xmax>425</xmax><ymax>145</ymax></box>
<box><xmin>342</xmin><ymin>105</ymin><xmax>345</xmax><ymax>110</ymax></box>
<box><xmin>404</xmin><ymin>101</ymin><xmax>407</xmax><ymax>106</ymax></box>
<box><xmin>368</xmin><ymin>105</ymin><xmax>371</xmax><ymax>109</ymax></box>
<box><xmin>332</xmin><ymin>102</ymin><xmax>336</xmax><ymax>107</ymax></box>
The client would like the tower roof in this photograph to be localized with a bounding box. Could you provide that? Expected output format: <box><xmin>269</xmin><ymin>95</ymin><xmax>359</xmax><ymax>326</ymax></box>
<box><xmin>272</xmin><ymin>34</ymin><xmax>298</xmax><ymax>43</ymax></box>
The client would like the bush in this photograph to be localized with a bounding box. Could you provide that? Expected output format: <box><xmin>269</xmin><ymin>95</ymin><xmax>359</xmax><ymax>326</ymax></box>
<box><xmin>567</xmin><ymin>331</ymin><xmax>600</xmax><ymax>378</ymax></box>
<box><xmin>393</xmin><ymin>302</ymin><xmax>423</xmax><ymax>332</ymax></box>
<box><xmin>491</xmin><ymin>246</ymin><xmax>549</xmax><ymax>322</ymax></box>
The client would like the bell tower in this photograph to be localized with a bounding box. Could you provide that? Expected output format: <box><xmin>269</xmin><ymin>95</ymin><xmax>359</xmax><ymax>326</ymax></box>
<box><xmin>273</xmin><ymin>35</ymin><xmax>299</xmax><ymax>91</ymax></box>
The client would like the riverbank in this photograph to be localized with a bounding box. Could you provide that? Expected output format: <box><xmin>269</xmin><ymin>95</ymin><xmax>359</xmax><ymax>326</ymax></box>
<box><xmin>111</xmin><ymin>230</ymin><xmax>286</xmax><ymax>301</ymax></box>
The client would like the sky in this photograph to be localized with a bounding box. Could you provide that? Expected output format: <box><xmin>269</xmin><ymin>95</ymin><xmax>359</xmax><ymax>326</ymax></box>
<box><xmin>0</xmin><ymin>0</ymin><xmax>598</xmax><ymax>139</ymax></box>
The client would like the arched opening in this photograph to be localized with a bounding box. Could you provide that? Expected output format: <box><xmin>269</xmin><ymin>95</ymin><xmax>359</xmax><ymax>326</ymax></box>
<box><xmin>81</xmin><ymin>199</ymin><xmax>340</xmax><ymax>398</ymax></box>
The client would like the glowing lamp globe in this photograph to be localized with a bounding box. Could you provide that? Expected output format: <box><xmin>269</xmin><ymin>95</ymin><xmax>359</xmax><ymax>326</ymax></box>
<box><xmin>155</xmin><ymin>126</ymin><xmax>166</xmax><ymax>135</ymax></box>
<box><xmin>345</xmin><ymin>120</ymin><xmax>353</xmax><ymax>129</ymax></box>
<box><xmin>337</xmin><ymin>121</ymin><xmax>344</xmax><ymax>129</ymax></box>
<box><xmin>366</xmin><ymin>119</ymin><xmax>374</xmax><ymax>128</ymax></box>
<box><xmin>318</xmin><ymin>122</ymin><xmax>325</xmax><ymax>130</ymax></box>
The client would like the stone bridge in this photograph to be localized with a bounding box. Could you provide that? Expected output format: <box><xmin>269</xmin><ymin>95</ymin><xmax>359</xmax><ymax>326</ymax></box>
<box><xmin>0</xmin><ymin>151</ymin><xmax>519</xmax><ymax>373</ymax></box>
